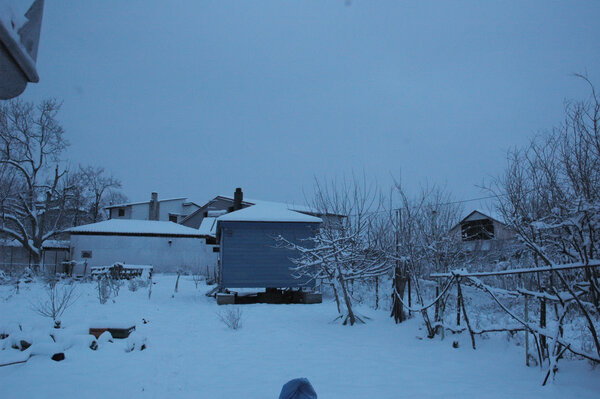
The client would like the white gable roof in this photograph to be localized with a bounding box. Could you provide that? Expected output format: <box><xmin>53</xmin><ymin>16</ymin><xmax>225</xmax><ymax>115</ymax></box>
<box><xmin>217</xmin><ymin>203</ymin><xmax>322</xmax><ymax>223</ymax></box>
<box><xmin>67</xmin><ymin>219</ymin><xmax>204</xmax><ymax>237</ymax></box>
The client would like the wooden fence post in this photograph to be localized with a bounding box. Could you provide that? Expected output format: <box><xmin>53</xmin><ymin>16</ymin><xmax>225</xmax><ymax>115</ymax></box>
<box><xmin>524</xmin><ymin>294</ymin><xmax>529</xmax><ymax>366</ymax></box>
<box><xmin>540</xmin><ymin>295</ymin><xmax>547</xmax><ymax>360</ymax></box>
<box><xmin>375</xmin><ymin>276</ymin><xmax>379</xmax><ymax>310</ymax></box>
<box><xmin>457</xmin><ymin>278</ymin><xmax>476</xmax><ymax>349</ymax></box>
<box><xmin>390</xmin><ymin>266</ymin><xmax>406</xmax><ymax>324</ymax></box>
<box><xmin>434</xmin><ymin>285</ymin><xmax>440</xmax><ymax>321</ymax></box>
<box><xmin>407</xmin><ymin>275</ymin><xmax>412</xmax><ymax>317</ymax></box>
<box><xmin>456</xmin><ymin>276</ymin><xmax>462</xmax><ymax>329</ymax></box>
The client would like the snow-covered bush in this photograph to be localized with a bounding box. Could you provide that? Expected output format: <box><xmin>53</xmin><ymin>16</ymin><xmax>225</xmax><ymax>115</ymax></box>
<box><xmin>97</xmin><ymin>276</ymin><xmax>111</xmax><ymax>304</ymax></box>
<box><xmin>110</xmin><ymin>277</ymin><xmax>124</xmax><ymax>297</ymax></box>
<box><xmin>0</xmin><ymin>270</ymin><xmax>9</xmax><ymax>284</ymax></box>
<box><xmin>127</xmin><ymin>277</ymin><xmax>150</xmax><ymax>293</ymax></box>
<box><xmin>192</xmin><ymin>268</ymin><xmax>204</xmax><ymax>289</ymax></box>
<box><xmin>217</xmin><ymin>307</ymin><xmax>243</xmax><ymax>330</ymax></box>
<box><xmin>128</xmin><ymin>278</ymin><xmax>139</xmax><ymax>292</ymax></box>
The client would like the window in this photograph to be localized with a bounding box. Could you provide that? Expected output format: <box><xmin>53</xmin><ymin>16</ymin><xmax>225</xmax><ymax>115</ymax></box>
<box><xmin>81</xmin><ymin>250</ymin><xmax>92</xmax><ymax>258</ymax></box>
<box><xmin>212</xmin><ymin>246</ymin><xmax>220</xmax><ymax>253</ymax></box>
<box><xmin>169</xmin><ymin>214</ymin><xmax>178</xmax><ymax>223</ymax></box>
<box><xmin>461</xmin><ymin>219</ymin><xmax>494</xmax><ymax>241</ymax></box>
<box><xmin>118</xmin><ymin>208</ymin><xmax>125</xmax><ymax>217</ymax></box>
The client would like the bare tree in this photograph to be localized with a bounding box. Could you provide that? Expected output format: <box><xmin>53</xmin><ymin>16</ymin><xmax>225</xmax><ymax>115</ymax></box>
<box><xmin>0</xmin><ymin>99</ymin><xmax>73</xmax><ymax>269</ymax></box>
<box><xmin>31</xmin><ymin>281</ymin><xmax>78</xmax><ymax>328</ymax></box>
<box><xmin>490</xmin><ymin>75</ymin><xmax>600</xmax><ymax>305</ymax></box>
<box><xmin>78</xmin><ymin>165</ymin><xmax>122</xmax><ymax>222</ymax></box>
<box><xmin>486</xmin><ymin>75</ymin><xmax>600</xmax><ymax>361</ymax></box>
<box><xmin>390</xmin><ymin>182</ymin><xmax>463</xmax><ymax>336</ymax></box>
<box><xmin>192</xmin><ymin>267</ymin><xmax>204</xmax><ymax>289</ymax></box>
<box><xmin>278</xmin><ymin>175</ymin><xmax>391</xmax><ymax>325</ymax></box>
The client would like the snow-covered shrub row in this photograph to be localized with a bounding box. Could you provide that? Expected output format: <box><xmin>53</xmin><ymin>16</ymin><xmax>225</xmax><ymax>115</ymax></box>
<box><xmin>0</xmin><ymin>322</ymin><xmax>147</xmax><ymax>367</ymax></box>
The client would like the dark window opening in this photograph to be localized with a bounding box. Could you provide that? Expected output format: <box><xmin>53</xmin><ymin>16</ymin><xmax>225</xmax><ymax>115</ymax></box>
<box><xmin>169</xmin><ymin>214</ymin><xmax>178</xmax><ymax>223</ymax></box>
<box><xmin>118</xmin><ymin>208</ymin><xmax>125</xmax><ymax>217</ymax></box>
<box><xmin>81</xmin><ymin>250</ymin><xmax>92</xmax><ymax>258</ymax></box>
<box><xmin>212</xmin><ymin>246</ymin><xmax>220</xmax><ymax>253</ymax></box>
<box><xmin>461</xmin><ymin>219</ymin><xmax>494</xmax><ymax>241</ymax></box>
<box><xmin>206</xmin><ymin>237</ymin><xmax>217</xmax><ymax>245</ymax></box>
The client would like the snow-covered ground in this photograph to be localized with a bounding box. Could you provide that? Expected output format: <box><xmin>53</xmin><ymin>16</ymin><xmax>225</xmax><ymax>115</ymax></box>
<box><xmin>1</xmin><ymin>275</ymin><xmax>599</xmax><ymax>398</ymax></box>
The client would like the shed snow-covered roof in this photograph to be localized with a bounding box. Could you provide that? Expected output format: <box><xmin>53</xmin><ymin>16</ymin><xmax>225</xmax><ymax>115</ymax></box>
<box><xmin>217</xmin><ymin>204</ymin><xmax>322</xmax><ymax>223</ymax></box>
<box><xmin>66</xmin><ymin>219</ymin><xmax>206</xmax><ymax>237</ymax></box>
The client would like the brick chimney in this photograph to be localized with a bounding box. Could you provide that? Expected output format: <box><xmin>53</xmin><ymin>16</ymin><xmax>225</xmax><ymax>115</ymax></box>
<box><xmin>149</xmin><ymin>192</ymin><xmax>160</xmax><ymax>221</ymax></box>
<box><xmin>233</xmin><ymin>188</ymin><xmax>243</xmax><ymax>211</ymax></box>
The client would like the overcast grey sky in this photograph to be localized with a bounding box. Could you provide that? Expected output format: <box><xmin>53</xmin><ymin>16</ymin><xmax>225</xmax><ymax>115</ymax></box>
<box><xmin>21</xmin><ymin>1</ymin><xmax>600</xmax><ymax>206</ymax></box>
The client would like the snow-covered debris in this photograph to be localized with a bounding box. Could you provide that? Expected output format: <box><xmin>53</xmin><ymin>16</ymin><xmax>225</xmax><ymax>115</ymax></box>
<box><xmin>124</xmin><ymin>332</ymin><xmax>147</xmax><ymax>352</ymax></box>
<box><xmin>97</xmin><ymin>331</ymin><xmax>113</xmax><ymax>345</ymax></box>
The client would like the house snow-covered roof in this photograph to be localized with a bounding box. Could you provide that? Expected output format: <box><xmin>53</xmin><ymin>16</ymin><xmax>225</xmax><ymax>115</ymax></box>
<box><xmin>198</xmin><ymin>217</ymin><xmax>218</xmax><ymax>237</ymax></box>
<box><xmin>214</xmin><ymin>195</ymin><xmax>344</xmax><ymax>217</ymax></box>
<box><xmin>180</xmin><ymin>193</ymin><xmax>345</xmax><ymax>226</ymax></box>
<box><xmin>217</xmin><ymin>203</ymin><xmax>322</xmax><ymax>223</ymax></box>
<box><xmin>450</xmin><ymin>209</ymin><xmax>507</xmax><ymax>233</ymax></box>
<box><xmin>66</xmin><ymin>219</ymin><xmax>206</xmax><ymax>237</ymax></box>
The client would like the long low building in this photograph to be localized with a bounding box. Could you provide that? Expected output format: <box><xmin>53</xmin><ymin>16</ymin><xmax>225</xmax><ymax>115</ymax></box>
<box><xmin>67</xmin><ymin>219</ymin><xmax>217</xmax><ymax>275</ymax></box>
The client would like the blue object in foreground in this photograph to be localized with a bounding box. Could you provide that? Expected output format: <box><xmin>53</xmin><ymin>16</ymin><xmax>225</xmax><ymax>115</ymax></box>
<box><xmin>279</xmin><ymin>378</ymin><xmax>317</xmax><ymax>399</ymax></box>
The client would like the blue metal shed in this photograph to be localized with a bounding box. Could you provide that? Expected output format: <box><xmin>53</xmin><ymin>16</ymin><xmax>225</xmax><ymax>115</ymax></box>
<box><xmin>216</xmin><ymin>204</ymin><xmax>321</xmax><ymax>289</ymax></box>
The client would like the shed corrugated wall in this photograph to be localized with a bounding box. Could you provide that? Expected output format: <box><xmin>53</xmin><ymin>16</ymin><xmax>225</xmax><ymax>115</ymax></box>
<box><xmin>219</xmin><ymin>221</ymin><xmax>319</xmax><ymax>288</ymax></box>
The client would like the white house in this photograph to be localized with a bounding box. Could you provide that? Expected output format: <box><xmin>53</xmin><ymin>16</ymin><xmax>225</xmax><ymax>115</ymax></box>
<box><xmin>66</xmin><ymin>219</ymin><xmax>217</xmax><ymax>275</ymax></box>
<box><xmin>105</xmin><ymin>192</ymin><xmax>201</xmax><ymax>223</ymax></box>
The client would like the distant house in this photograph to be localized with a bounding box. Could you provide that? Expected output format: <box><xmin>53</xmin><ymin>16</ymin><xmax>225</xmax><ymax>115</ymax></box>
<box><xmin>181</xmin><ymin>188</ymin><xmax>343</xmax><ymax>230</ymax></box>
<box><xmin>105</xmin><ymin>192</ymin><xmax>201</xmax><ymax>223</ymax></box>
<box><xmin>66</xmin><ymin>219</ymin><xmax>216</xmax><ymax>275</ymax></box>
<box><xmin>216</xmin><ymin>202</ymin><xmax>322</xmax><ymax>289</ymax></box>
<box><xmin>449</xmin><ymin>210</ymin><xmax>515</xmax><ymax>251</ymax></box>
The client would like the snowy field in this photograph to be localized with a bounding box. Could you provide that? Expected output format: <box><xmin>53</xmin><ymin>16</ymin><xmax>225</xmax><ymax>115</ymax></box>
<box><xmin>1</xmin><ymin>275</ymin><xmax>599</xmax><ymax>399</ymax></box>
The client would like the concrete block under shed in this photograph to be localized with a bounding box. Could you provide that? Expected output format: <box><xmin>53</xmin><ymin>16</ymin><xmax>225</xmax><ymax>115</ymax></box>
<box><xmin>216</xmin><ymin>293</ymin><xmax>235</xmax><ymax>305</ymax></box>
